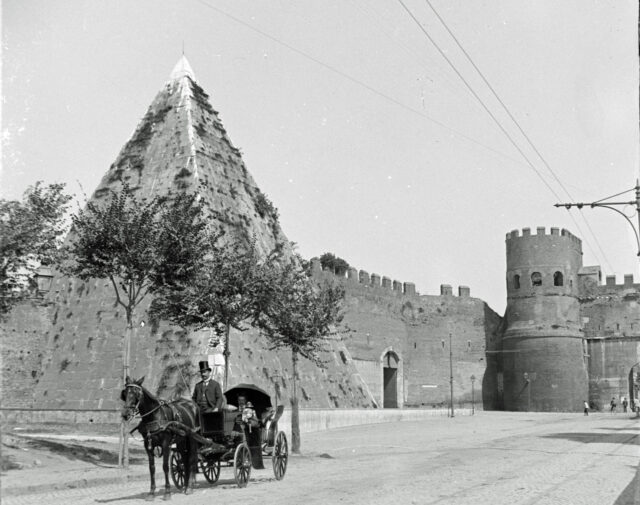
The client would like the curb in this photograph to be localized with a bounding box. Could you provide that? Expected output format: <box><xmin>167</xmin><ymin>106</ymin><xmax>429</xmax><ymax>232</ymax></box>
<box><xmin>2</xmin><ymin>472</ymin><xmax>150</xmax><ymax>497</ymax></box>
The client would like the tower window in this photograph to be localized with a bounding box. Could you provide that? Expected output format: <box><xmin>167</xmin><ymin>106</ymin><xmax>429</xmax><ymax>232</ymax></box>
<box><xmin>531</xmin><ymin>272</ymin><xmax>542</xmax><ymax>286</ymax></box>
<box><xmin>513</xmin><ymin>274</ymin><xmax>520</xmax><ymax>289</ymax></box>
<box><xmin>553</xmin><ymin>271</ymin><xmax>564</xmax><ymax>286</ymax></box>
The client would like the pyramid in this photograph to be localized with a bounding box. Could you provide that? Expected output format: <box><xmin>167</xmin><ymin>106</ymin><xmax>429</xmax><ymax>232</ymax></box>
<box><xmin>30</xmin><ymin>58</ymin><xmax>375</xmax><ymax>411</ymax></box>
<box><xmin>91</xmin><ymin>55</ymin><xmax>285</xmax><ymax>257</ymax></box>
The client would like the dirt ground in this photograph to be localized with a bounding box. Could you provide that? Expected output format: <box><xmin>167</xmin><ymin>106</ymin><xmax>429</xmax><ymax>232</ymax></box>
<box><xmin>2</xmin><ymin>424</ymin><xmax>146</xmax><ymax>471</ymax></box>
<box><xmin>1</xmin><ymin>413</ymin><xmax>638</xmax><ymax>505</ymax></box>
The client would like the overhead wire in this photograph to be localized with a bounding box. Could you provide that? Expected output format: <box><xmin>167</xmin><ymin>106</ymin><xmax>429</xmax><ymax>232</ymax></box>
<box><xmin>192</xmin><ymin>0</ymin><xmax>544</xmax><ymax>173</ymax></box>
<box><xmin>348</xmin><ymin>0</ymin><xmax>498</xmax><ymax>126</ymax></box>
<box><xmin>397</xmin><ymin>0</ymin><xmax>611</xmax><ymax>269</ymax></box>
<box><xmin>592</xmin><ymin>187</ymin><xmax>635</xmax><ymax>205</ymax></box>
<box><xmin>422</xmin><ymin>0</ymin><xmax>614</xmax><ymax>271</ymax></box>
<box><xmin>395</xmin><ymin>0</ymin><xmax>563</xmax><ymax>201</ymax></box>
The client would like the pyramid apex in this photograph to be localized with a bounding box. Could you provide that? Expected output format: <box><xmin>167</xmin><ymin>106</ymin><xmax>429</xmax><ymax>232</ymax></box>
<box><xmin>169</xmin><ymin>55</ymin><xmax>196</xmax><ymax>82</ymax></box>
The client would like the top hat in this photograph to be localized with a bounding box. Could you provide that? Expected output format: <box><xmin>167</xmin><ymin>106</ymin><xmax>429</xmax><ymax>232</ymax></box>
<box><xmin>198</xmin><ymin>361</ymin><xmax>212</xmax><ymax>372</ymax></box>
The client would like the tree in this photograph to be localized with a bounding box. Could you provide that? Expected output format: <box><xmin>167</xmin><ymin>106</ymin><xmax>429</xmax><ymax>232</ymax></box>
<box><xmin>255</xmin><ymin>254</ymin><xmax>345</xmax><ymax>453</ymax></box>
<box><xmin>60</xmin><ymin>185</ymin><xmax>209</xmax><ymax>467</ymax></box>
<box><xmin>150</xmin><ymin>234</ymin><xmax>280</xmax><ymax>389</ymax></box>
<box><xmin>0</xmin><ymin>182</ymin><xmax>71</xmax><ymax>319</ymax></box>
<box><xmin>319</xmin><ymin>252</ymin><xmax>350</xmax><ymax>276</ymax></box>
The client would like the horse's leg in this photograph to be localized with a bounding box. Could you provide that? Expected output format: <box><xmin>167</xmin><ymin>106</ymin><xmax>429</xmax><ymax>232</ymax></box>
<box><xmin>182</xmin><ymin>441</ymin><xmax>190</xmax><ymax>495</ymax></box>
<box><xmin>184</xmin><ymin>436</ymin><xmax>197</xmax><ymax>494</ymax></box>
<box><xmin>146</xmin><ymin>437</ymin><xmax>156</xmax><ymax>500</ymax></box>
<box><xmin>162</xmin><ymin>438</ymin><xmax>171</xmax><ymax>500</ymax></box>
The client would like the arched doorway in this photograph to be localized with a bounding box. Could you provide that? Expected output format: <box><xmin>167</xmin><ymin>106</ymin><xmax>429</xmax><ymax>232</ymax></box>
<box><xmin>382</xmin><ymin>350</ymin><xmax>399</xmax><ymax>408</ymax></box>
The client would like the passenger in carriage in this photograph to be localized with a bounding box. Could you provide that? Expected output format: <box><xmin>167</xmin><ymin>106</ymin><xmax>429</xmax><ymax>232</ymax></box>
<box><xmin>192</xmin><ymin>361</ymin><xmax>223</xmax><ymax>413</ymax></box>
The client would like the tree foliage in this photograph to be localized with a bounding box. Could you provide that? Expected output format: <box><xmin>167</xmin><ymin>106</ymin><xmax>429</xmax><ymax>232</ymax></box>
<box><xmin>319</xmin><ymin>252</ymin><xmax>350</xmax><ymax>276</ymax></box>
<box><xmin>256</xmin><ymin>254</ymin><xmax>346</xmax><ymax>366</ymax></box>
<box><xmin>61</xmin><ymin>186</ymin><xmax>208</xmax><ymax>318</ymax></box>
<box><xmin>150</xmin><ymin>234</ymin><xmax>277</xmax><ymax>335</ymax></box>
<box><xmin>0</xmin><ymin>182</ymin><xmax>71</xmax><ymax>317</ymax></box>
<box><xmin>149</xmin><ymin>233</ymin><xmax>282</xmax><ymax>385</ymax></box>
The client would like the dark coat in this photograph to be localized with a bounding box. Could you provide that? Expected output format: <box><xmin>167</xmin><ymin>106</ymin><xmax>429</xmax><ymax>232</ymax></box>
<box><xmin>192</xmin><ymin>379</ymin><xmax>223</xmax><ymax>412</ymax></box>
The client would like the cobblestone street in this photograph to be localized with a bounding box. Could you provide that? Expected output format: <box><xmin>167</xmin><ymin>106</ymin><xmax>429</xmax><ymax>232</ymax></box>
<box><xmin>2</xmin><ymin>412</ymin><xmax>638</xmax><ymax>505</ymax></box>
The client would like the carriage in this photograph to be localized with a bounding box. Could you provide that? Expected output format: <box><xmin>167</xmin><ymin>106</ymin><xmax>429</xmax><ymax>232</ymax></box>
<box><xmin>169</xmin><ymin>383</ymin><xmax>289</xmax><ymax>489</ymax></box>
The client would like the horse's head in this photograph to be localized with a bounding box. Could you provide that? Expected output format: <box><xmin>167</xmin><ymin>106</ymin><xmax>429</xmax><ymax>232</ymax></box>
<box><xmin>120</xmin><ymin>375</ymin><xmax>145</xmax><ymax>421</ymax></box>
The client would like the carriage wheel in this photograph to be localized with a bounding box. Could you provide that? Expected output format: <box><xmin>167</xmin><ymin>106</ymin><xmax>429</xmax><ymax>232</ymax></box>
<box><xmin>200</xmin><ymin>458</ymin><xmax>221</xmax><ymax>484</ymax></box>
<box><xmin>272</xmin><ymin>431</ymin><xmax>288</xmax><ymax>481</ymax></box>
<box><xmin>170</xmin><ymin>449</ymin><xmax>185</xmax><ymax>490</ymax></box>
<box><xmin>233</xmin><ymin>443</ymin><xmax>251</xmax><ymax>488</ymax></box>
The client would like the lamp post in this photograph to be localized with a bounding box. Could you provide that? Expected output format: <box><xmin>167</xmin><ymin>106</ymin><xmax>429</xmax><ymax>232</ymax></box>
<box><xmin>470</xmin><ymin>375</ymin><xmax>476</xmax><ymax>415</ymax></box>
<box><xmin>272</xmin><ymin>371</ymin><xmax>281</xmax><ymax>412</ymax></box>
<box><xmin>34</xmin><ymin>265</ymin><xmax>53</xmax><ymax>296</ymax></box>
<box><xmin>449</xmin><ymin>333</ymin><xmax>454</xmax><ymax>418</ymax></box>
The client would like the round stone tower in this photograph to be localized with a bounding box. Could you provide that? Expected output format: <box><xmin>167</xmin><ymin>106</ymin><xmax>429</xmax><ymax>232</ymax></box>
<box><xmin>503</xmin><ymin>226</ymin><xmax>588</xmax><ymax>412</ymax></box>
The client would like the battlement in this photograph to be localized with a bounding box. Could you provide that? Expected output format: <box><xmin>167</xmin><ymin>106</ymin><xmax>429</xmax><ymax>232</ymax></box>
<box><xmin>505</xmin><ymin>226</ymin><xmax>582</xmax><ymax>245</ymax></box>
<box><xmin>310</xmin><ymin>259</ymin><xmax>471</xmax><ymax>298</ymax></box>
<box><xmin>598</xmin><ymin>274</ymin><xmax>640</xmax><ymax>291</ymax></box>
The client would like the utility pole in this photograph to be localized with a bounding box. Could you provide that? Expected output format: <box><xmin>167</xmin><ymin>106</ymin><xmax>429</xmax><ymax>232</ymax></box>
<box><xmin>449</xmin><ymin>333</ymin><xmax>455</xmax><ymax>418</ymax></box>
<box><xmin>554</xmin><ymin>181</ymin><xmax>640</xmax><ymax>257</ymax></box>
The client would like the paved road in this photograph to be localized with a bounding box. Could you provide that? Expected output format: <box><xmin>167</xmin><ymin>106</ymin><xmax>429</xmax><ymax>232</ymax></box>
<box><xmin>3</xmin><ymin>412</ymin><xmax>638</xmax><ymax>505</ymax></box>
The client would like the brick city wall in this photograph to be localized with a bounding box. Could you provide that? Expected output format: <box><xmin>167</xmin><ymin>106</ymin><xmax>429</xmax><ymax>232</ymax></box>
<box><xmin>2</xmin><ymin>273</ymin><xmax>376</xmax><ymax>410</ymax></box>
<box><xmin>581</xmin><ymin>275</ymin><xmax>640</xmax><ymax>410</ymax></box>
<box><xmin>0</xmin><ymin>299</ymin><xmax>54</xmax><ymax>407</ymax></box>
<box><xmin>312</xmin><ymin>265</ymin><xmax>501</xmax><ymax>410</ymax></box>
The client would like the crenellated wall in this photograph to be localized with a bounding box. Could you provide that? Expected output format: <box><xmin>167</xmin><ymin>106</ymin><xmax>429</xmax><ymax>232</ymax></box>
<box><xmin>580</xmin><ymin>273</ymin><xmax>640</xmax><ymax>410</ymax></box>
<box><xmin>310</xmin><ymin>261</ymin><xmax>500</xmax><ymax>410</ymax></box>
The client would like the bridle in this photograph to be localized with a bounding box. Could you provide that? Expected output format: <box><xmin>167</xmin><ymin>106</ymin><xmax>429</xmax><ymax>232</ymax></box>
<box><xmin>122</xmin><ymin>383</ymin><xmax>143</xmax><ymax>421</ymax></box>
<box><xmin>122</xmin><ymin>383</ymin><xmax>165</xmax><ymax>421</ymax></box>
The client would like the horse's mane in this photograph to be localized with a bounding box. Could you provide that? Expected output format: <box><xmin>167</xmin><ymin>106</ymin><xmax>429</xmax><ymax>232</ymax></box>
<box><xmin>140</xmin><ymin>385</ymin><xmax>161</xmax><ymax>403</ymax></box>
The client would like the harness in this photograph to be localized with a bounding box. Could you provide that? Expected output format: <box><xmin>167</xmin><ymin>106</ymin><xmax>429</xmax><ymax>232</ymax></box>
<box><xmin>125</xmin><ymin>384</ymin><xmax>190</xmax><ymax>440</ymax></box>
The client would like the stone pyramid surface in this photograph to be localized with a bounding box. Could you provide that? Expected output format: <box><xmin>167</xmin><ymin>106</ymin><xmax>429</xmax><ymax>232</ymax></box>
<box><xmin>30</xmin><ymin>58</ymin><xmax>374</xmax><ymax>411</ymax></box>
<box><xmin>91</xmin><ymin>55</ymin><xmax>285</xmax><ymax>257</ymax></box>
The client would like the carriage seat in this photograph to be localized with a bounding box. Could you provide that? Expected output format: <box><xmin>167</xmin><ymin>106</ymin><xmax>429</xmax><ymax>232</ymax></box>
<box><xmin>200</xmin><ymin>409</ymin><xmax>237</xmax><ymax>436</ymax></box>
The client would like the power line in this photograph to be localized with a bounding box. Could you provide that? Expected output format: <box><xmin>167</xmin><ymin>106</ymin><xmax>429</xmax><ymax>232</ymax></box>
<box><xmin>395</xmin><ymin>0</ymin><xmax>610</xmax><ymax>269</ymax></box>
<box><xmin>193</xmin><ymin>0</ymin><xmax>542</xmax><ymax>173</ymax></box>
<box><xmin>423</xmin><ymin>0</ymin><xmax>614</xmax><ymax>272</ymax></box>
<box><xmin>395</xmin><ymin>0</ymin><xmax>562</xmax><ymax>201</ymax></box>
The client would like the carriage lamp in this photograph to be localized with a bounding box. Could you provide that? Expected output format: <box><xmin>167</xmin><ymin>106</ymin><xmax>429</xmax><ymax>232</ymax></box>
<box><xmin>35</xmin><ymin>265</ymin><xmax>54</xmax><ymax>295</ymax></box>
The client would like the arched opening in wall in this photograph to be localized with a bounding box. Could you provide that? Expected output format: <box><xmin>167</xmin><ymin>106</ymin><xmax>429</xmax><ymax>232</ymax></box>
<box><xmin>531</xmin><ymin>272</ymin><xmax>542</xmax><ymax>287</ymax></box>
<box><xmin>553</xmin><ymin>271</ymin><xmax>564</xmax><ymax>286</ymax></box>
<box><xmin>513</xmin><ymin>275</ymin><xmax>520</xmax><ymax>289</ymax></box>
<box><xmin>382</xmin><ymin>351</ymin><xmax>399</xmax><ymax>408</ymax></box>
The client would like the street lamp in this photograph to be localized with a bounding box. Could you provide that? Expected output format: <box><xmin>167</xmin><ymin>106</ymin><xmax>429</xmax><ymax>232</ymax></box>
<box><xmin>449</xmin><ymin>333</ymin><xmax>454</xmax><ymax>418</ymax></box>
<box><xmin>34</xmin><ymin>265</ymin><xmax>54</xmax><ymax>296</ymax></box>
<box><xmin>524</xmin><ymin>372</ymin><xmax>536</xmax><ymax>412</ymax></box>
<box><xmin>470</xmin><ymin>375</ymin><xmax>476</xmax><ymax>415</ymax></box>
<box><xmin>272</xmin><ymin>371</ymin><xmax>281</xmax><ymax>412</ymax></box>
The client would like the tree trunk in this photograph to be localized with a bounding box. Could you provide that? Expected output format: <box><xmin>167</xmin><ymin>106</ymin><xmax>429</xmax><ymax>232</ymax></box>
<box><xmin>119</xmin><ymin>310</ymin><xmax>133</xmax><ymax>469</ymax></box>
<box><xmin>223</xmin><ymin>324</ymin><xmax>231</xmax><ymax>390</ymax></box>
<box><xmin>291</xmin><ymin>350</ymin><xmax>301</xmax><ymax>454</ymax></box>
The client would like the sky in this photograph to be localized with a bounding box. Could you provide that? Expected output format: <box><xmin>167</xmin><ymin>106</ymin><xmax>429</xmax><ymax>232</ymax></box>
<box><xmin>2</xmin><ymin>0</ymin><xmax>638</xmax><ymax>314</ymax></box>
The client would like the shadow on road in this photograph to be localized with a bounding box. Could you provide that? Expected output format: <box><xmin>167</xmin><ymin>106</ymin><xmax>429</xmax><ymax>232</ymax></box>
<box><xmin>542</xmin><ymin>433</ymin><xmax>639</xmax><ymax>445</ymax></box>
<box><xmin>613</xmin><ymin>464</ymin><xmax>639</xmax><ymax>505</ymax></box>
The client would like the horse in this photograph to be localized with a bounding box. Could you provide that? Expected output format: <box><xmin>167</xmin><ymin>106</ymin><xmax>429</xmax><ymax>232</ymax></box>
<box><xmin>121</xmin><ymin>376</ymin><xmax>199</xmax><ymax>500</ymax></box>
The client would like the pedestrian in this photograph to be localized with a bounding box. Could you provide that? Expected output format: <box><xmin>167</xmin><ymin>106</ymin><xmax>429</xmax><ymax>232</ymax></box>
<box><xmin>583</xmin><ymin>400</ymin><xmax>589</xmax><ymax>416</ymax></box>
<box><xmin>610</xmin><ymin>397</ymin><xmax>617</xmax><ymax>413</ymax></box>
<box><xmin>622</xmin><ymin>397</ymin><xmax>628</xmax><ymax>413</ymax></box>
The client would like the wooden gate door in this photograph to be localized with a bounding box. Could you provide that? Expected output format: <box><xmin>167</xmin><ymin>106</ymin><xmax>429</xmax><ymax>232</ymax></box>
<box><xmin>383</xmin><ymin>367</ymin><xmax>398</xmax><ymax>408</ymax></box>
